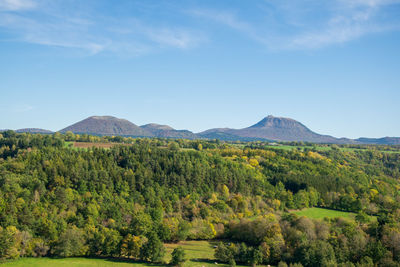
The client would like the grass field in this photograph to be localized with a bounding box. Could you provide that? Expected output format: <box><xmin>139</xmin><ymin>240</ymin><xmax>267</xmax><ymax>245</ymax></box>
<box><xmin>293</xmin><ymin>207</ymin><xmax>356</xmax><ymax>220</ymax></box>
<box><xmin>2</xmin><ymin>241</ymin><xmax>235</xmax><ymax>267</ymax></box>
<box><xmin>292</xmin><ymin>207</ymin><xmax>376</xmax><ymax>222</ymax></box>
<box><xmin>1</xmin><ymin>257</ymin><xmax>152</xmax><ymax>267</ymax></box>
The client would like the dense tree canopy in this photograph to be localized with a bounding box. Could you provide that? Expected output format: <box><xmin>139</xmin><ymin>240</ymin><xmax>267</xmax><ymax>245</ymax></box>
<box><xmin>0</xmin><ymin>132</ymin><xmax>400</xmax><ymax>265</ymax></box>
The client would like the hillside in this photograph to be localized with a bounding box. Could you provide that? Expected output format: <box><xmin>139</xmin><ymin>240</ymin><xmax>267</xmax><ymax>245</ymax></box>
<box><xmin>1</xmin><ymin>134</ymin><xmax>400</xmax><ymax>266</ymax></box>
<box><xmin>60</xmin><ymin>116</ymin><xmax>153</xmax><ymax>137</ymax></box>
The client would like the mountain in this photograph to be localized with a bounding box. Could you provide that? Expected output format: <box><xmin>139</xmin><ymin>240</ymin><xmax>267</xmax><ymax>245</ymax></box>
<box><xmin>60</xmin><ymin>116</ymin><xmax>153</xmax><ymax>137</ymax></box>
<box><xmin>356</xmin><ymin>137</ymin><xmax>400</xmax><ymax>145</ymax></box>
<box><xmin>16</xmin><ymin>128</ymin><xmax>53</xmax><ymax>134</ymax></box>
<box><xmin>141</xmin><ymin>123</ymin><xmax>198</xmax><ymax>139</ymax></box>
<box><xmin>238</xmin><ymin>115</ymin><xmax>348</xmax><ymax>143</ymax></box>
<box><xmin>199</xmin><ymin>115</ymin><xmax>353</xmax><ymax>144</ymax></box>
<box><xmin>5</xmin><ymin>114</ymin><xmax>398</xmax><ymax>144</ymax></box>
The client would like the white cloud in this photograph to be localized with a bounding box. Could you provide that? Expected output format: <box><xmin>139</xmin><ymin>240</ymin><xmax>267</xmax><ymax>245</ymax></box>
<box><xmin>0</xmin><ymin>0</ymin><xmax>399</xmax><ymax>53</ymax></box>
<box><xmin>0</xmin><ymin>12</ymin><xmax>108</xmax><ymax>54</ymax></box>
<box><xmin>145</xmin><ymin>27</ymin><xmax>204</xmax><ymax>49</ymax></box>
<box><xmin>0</xmin><ymin>1</ymin><xmax>204</xmax><ymax>55</ymax></box>
<box><xmin>282</xmin><ymin>0</ymin><xmax>399</xmax><ymax>49</ymax></box>
<box><xmin>189</xmin><ymin>0</ymin><xmax>400</xmax><ymax>50</ymax></box>
<box><xmin>190</xmin><ymin>9</ymin><xmax>252</xmax><ymax>33</ymax></box>
<box><xmin>0</xmin><ymin>0</ymin><xmax>35</xmax><ymax>11</ymax></box>
<box><xmin>341</xmin><ymin>0</ymin><xmax>400</xmax><ymax>7</ymax></box>
<box><xmin>188</xmin><ymin>9</ymin><xmax>269</xmax><ymax>45</ymax></box>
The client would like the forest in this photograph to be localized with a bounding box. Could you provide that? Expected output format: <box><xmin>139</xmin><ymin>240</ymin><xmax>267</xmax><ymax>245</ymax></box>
<box><xmin>0</xmin><ymin>131</ymin><xmax>400</xmax><ymax>266</ymax></box>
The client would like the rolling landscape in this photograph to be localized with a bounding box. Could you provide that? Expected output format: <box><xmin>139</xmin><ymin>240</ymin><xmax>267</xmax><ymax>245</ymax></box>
<box><xmin>1</xmin><ymin>0</ymin><xmax>400</xmax><ymax>266</ymax></box>
<box><xmin>10</xmin><ymin>115</ymin><xmax>400</xmax><ymax>145</ymax></box>
<box><xmin>0</xmin><ymin>128</ymin><xmax>400</xmax><ymax>266</ymax></box>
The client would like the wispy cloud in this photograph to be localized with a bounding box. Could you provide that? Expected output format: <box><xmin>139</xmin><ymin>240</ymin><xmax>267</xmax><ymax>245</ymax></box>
<box><xmin>189</xmin><ymin>0</ymin><xmax>400</xmax><ymax>50</ymax></box>
<box><xmin>284</xmin><ymin>0</ymin><xmax>400</xmax><ymax>49</ymax></box>
<box><xmin>0</xmin><ymin>0</ymin><xmax>399</xmax><ymax>53</ymax></box>
<box><xmin>0</xmin><ymin>0</ymin><xmax>35</xmax><ymax>11</ymax></box>
<box><xmin>146</xmin><ymin>28</ymin><xmax>204</xmax><ymax>49</ymax></box>
<box><xmin>189</xmin><ymin>9</ymin><xmax>252</xmax><ymax>33</ymax></box>
<box><xmin>0</xmin><ymin>0</ymin><xmax>204</xmax><ymax>55</ymax></box>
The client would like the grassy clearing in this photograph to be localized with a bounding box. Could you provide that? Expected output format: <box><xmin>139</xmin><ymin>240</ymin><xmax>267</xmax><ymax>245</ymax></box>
<box><xmin>293</xmin><ymin>207</ymin><xmax>356</xmax><ymax>220</ymax></box>
<box><xmin>2</xmin><ymin>241</ymin><xmax>237</xmax><ymax>267</ymax></box>
<box><xmin>292</xmin><ymin>207</ymin><xmax>376</xmax><ymax>222</ymax></box>
<box><xmin>165</xmin><ymin>240</ymin><xmax>228</xmax><ymax>267</ymax></box>
<box><xmin>1</xmin><ymin>257</ymin><xmax>151</xmax><ymax>267</ymax></box>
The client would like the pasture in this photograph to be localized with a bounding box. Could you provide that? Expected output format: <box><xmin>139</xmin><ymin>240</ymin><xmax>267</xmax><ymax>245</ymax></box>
<box><xmin>2</xmin><ymin>241</ymin><xmax>236</xmax><ymax>267</ymax></box>
<box><xmin>292</xmin><ymin>207</ymin><xmax>376</xmax><ymax>222</ymax></box>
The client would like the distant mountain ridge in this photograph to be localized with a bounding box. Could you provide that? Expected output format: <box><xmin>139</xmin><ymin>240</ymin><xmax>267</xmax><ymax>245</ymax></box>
<box><xmin>3</xmin><ymin>115</ymin><xmax>399</xmax><ymax>145</ymax></box>
<box><xmin>355</xmin><ymin>137</ymin><xmax>400</xmax><ymax>145</ymax></box>
<box><xmin>141</xmin><ymin>123</ymin><xmax>198</xmax><ymax>139</ymax></box>
<box><xmin>16</xmin><ymin>128</ymin><xmax>54</xmax><ymax>134</ymax></box>
<box><xmin>198</xmin><ymin>115</ymin><xmax>354</xmax><ymax>144</ymax></box>
<box><xmin>60</xmin><ymin>116</ymin><xmax>152</xmax><ymax>137</ymax></box>
<box><xmin>59</xmin><ymin>116</ymin><xmax>199</xmax><ymax>139</ymax></box>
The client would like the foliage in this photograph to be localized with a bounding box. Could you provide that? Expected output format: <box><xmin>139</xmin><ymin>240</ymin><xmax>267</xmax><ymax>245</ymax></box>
<box><xmin>170</xmin><ymin>246</ymin><xmax>185</xmax><ymax>266</ymax></box>
<box><xmin>0</xmin><ymin>132</ymin><xmax>400</xmax><ymax>265</ymax></box>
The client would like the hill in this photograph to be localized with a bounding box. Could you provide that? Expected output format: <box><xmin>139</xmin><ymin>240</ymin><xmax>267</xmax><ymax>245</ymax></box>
<box><xmin>16</xmin><ymin>128</ymin><xmax>54</xmax><ymax>134</ymax></box>
<box><xmin>356</xmin><ymin>137</ymin><xmax>400</xmax><ymax>145</ymax></box>
<box><xmin>60</xmin><ymin>116</ymin><xmax>153</xmax><ymax>137</ymax></box>
<box><xmin>141</xmin><ymin>123</ymin><xmax>198</xmax><ymax>139</ymax></box>
<box><xmin>5</xmin><ymin>114</ymin><xmax>399</xmax><ymax>144</ymax></box>
<box><xmin>199</xmin><ymin>115</ymin><xmax>353</xmax><ymax>143</ymax></box>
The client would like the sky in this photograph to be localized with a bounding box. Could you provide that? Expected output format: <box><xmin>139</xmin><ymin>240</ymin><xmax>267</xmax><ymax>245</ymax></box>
<box><xmin>0</xmin><ymin>0</ymin><xmax>400</xmax><ymax>138</ymax></box>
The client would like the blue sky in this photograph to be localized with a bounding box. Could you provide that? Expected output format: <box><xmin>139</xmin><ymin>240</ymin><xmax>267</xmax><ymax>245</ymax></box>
<box><xmin>0</xmin><ymin>0</ymin><xmax>399</xmax><ymax>138</ymax></box>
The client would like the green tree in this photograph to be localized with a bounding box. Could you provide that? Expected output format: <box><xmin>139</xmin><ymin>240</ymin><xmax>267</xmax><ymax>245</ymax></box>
<box><xmin>171</xmin><ymin>246</ymin><xmax>186</xmax><ymax>266</ymax></box>
<box><xmin>140</xmin><ymin>232</ymin><xmax>165</xmax><ymax>263</ymax></box>
<box><xmin>52</xmin><ymin>227</ymin><xmax>87</xmax><ymax>257</ymax></box>
<box><xmin>0</xmin><ymin>226</ymin><xmax>19</xmax><ymax>259</ymax></box>
<box><xmin>120</xmin><ymin>234</ymin><xmax>143</xmax><ymax>259</ymax></box>
<box><xmin>215</xmin><ymin>242</ymin><xmax>235</xmax><ymax>263</ymax></box>
<box><xmin>296</xmin><ymin>240</ymin><xmax>336</xmax><ymax>267</ymax></box>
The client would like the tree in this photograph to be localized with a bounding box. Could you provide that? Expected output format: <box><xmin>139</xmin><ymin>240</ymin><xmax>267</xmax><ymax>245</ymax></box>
<box><xmin>171</xmin><ymin>246</ymin><xmax>186</xmax><ymax>266</ymax></box>
<box><xmin>293</xmin><ymin>190</ymin><xmax>309</xmax><ymax>209</ymax></box>
<box><xmin>0</xmin><ymin>226</ymin><xmax>19</xmax><ymax>259</ymax></box>
<box><xmin>177</xmin><ymin>220</ymin><xmax>190</xmax><ymax>241</ymax></box>
<box><xmin>87</xmin><ymin>227</ymin><xmax>121</xmax><ymax>257</ymax></box>
<box><xmin>130</xmin><ymin>211</ymin><xmax>153</xmax><ymax>236</ymax></box>
<box><xmin>120</xmin><ymin>234</ymin><xmax>143</xmax><ymax>259</ymax></box>
<box><xmin>295</xmin><ymin>240</ymin><xmax>336</xmax><ymax>267</ymax></box>
<box><xmin>248</xmin><ymin>247</ymin><xmax>263</xmax><ymax>267</ymax></box>
<box><xmin>65</xmin><ymin>131</ymin><xmax>75</xmax><ymax>141</ymax></box>
<box><xmin>52</xmin><ymin>227</ymin><xmax>87</xmax><ymax>257</ymax></box>
<box><xmin>140</xmin><ymin>232</ymin><xmax>165</xmax><ymax>263</ymax></box>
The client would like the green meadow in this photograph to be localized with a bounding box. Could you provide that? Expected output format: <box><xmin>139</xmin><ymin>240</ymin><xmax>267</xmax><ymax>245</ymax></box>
<box><xmin>2</xmin><ymin>241</ymin><xmax>236</xmax><ymax>267</ymax></box>
<box><xmin>292</xmin><ymin>207</ymin><xmax>376</xmax><ymax>222</ymax></box>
